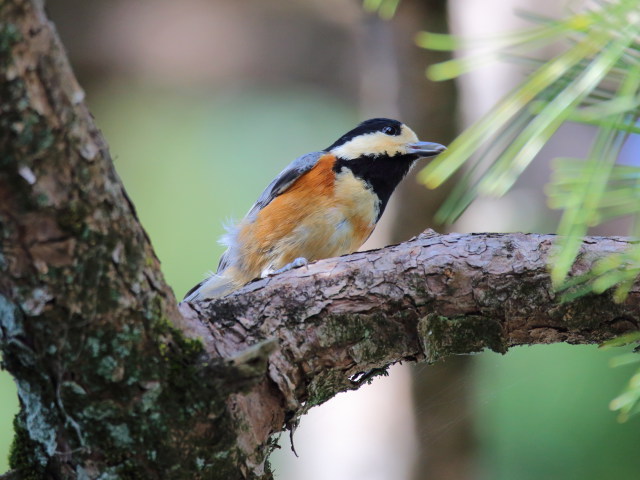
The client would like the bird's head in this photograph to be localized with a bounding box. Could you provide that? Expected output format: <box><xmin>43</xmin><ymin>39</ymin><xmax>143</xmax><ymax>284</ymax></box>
<box><xmin>326</xmin><ymin>118</ymin><xmax>446</xmax><ymax>161</ymax></box>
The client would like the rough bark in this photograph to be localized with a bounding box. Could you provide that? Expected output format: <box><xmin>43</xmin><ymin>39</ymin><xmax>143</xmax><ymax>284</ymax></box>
<box><xmin>1</xmin><ymin>1</ymin><xmax>640</xmax><ymax>480</ymax></box>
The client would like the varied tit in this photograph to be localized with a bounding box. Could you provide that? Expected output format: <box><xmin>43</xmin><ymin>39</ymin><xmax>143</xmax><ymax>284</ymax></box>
<box><xmin>183</xmin><ymin>118</ymin><xmax>446</xmax><ymax>302</ymax></box>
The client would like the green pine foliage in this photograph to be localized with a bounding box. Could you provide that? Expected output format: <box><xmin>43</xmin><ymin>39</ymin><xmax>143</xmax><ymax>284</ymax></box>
<box><xmin>415</xmin><ymin>0</ymin><xmax>640</xmax><ymax>419</ymax></box>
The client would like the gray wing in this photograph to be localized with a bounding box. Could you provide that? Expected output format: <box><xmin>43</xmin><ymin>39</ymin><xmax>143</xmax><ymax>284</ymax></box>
<box><xmin>215</xmin><ymin>151</ymin><xmax>324</xmax><ymax>273</ymax></box>
<box><xmin>245</xmin><ymin>151</ymin><xmax>324</xmax><ymax>221</ymax></box>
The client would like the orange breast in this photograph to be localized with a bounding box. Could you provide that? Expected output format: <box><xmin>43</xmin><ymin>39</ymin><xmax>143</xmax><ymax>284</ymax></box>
<box><xmin>233</xmin><ymin>154</ymin><xmax>378</xmax><ymax>284</ymax></box>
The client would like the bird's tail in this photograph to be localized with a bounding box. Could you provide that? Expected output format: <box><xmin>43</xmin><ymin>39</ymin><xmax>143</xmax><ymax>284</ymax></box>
<box><xmin>182</xmin><ymin>272</ymin><xmax>237</xmax><ymax>303</ymax></box>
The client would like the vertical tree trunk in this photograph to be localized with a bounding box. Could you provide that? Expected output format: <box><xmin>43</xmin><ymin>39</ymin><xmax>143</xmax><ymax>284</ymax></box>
<box><xmin>391</xmin><ymin>2</ymin><xmax>474</xmax><ymax>479</ymax></box>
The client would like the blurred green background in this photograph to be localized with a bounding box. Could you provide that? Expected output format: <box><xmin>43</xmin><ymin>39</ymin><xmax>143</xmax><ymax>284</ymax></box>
<box><xmin>3</xmin><ymin>0</ymin><xmax>640</xmax><ymax>478</ymax></box>
<box><xmin>474</xmin><ymin>345</ymin><xmax>640</xmax><ymax>480</ymax></box>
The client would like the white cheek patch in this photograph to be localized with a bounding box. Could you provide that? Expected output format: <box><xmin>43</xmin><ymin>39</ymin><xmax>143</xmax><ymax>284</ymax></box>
<box><xmin>330</xmin><ymin>126</ymin><xmax>419</xmax><ymax>160</ymax></box>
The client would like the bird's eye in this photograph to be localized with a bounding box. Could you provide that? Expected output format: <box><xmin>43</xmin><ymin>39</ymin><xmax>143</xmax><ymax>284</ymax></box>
<box><xmin>382</xmin><ymin>125</ymin><xmax>399</xmax><ymax>136</ymax></box>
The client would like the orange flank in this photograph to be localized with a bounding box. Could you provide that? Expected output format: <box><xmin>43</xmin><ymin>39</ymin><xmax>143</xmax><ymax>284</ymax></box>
<box><xmin>234</xmin><ymin>154</ymin><xmax>378</xmax><ymax>284</ymax></box>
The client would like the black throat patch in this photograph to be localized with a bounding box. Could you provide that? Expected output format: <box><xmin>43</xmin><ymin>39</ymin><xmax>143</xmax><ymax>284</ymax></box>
<box><xmin>333</xmin><ymin>154</ymin><xmax>418</xmax><ymax>221</ymax></box>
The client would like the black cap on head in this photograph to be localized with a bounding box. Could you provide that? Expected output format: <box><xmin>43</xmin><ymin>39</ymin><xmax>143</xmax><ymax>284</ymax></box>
<box><xmin>325</xmin><ymin>118</ymin><xmax>403</xmax><ymax>151</ymax></box>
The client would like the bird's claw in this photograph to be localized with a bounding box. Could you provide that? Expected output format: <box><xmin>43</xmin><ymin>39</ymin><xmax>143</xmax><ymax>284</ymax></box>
<box><xmin>261</xmin><ymin>257</ymin><xmax>308</xmax><ymax>278</ymax></box>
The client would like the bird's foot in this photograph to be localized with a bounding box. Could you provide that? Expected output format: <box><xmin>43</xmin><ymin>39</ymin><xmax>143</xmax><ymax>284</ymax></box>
<box><xmin>261</xmin><ymin>257</ymin><xmax>308</xmax><ymax>278</ymax></box>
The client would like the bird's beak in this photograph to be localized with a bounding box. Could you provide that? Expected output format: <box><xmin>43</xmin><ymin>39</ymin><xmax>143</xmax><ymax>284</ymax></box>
<box><xmin>407</xmin><ymin>141</ymin><xmax>446</xmax><ymax>158</ymax></box>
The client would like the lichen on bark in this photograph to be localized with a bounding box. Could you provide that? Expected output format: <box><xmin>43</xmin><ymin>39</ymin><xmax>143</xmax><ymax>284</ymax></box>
<box><xmin>0</xmin><ymin>1</ymin><xmax>252</xmax><ymax>477</ymax></box>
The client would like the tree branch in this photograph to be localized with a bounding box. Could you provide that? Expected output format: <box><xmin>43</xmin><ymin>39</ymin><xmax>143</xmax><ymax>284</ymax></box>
<box><xmin>1</xmin><ymin>1</ymin><xmax>639</xmax><ymax>479</ymax></box>
<box><xmin>178</xmin><ymin>230</ymin><xmax>640</xmax><ymax>476</ymax></box>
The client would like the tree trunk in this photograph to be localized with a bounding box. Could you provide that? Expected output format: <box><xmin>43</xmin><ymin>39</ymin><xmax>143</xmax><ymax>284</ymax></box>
<box><xmin>1</xmin><ymin>1</ymin><xmax>639</xmax><ymax>479</ymax></box>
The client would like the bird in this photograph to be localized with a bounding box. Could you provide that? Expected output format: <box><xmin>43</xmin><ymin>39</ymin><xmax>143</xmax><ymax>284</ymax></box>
<box><xmin>183</xmin><ymin>118</ymin><xmax>446</xmax><ymax>302</ymax></box>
